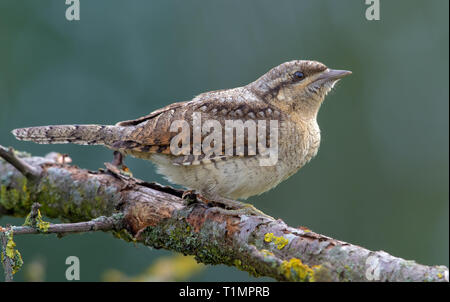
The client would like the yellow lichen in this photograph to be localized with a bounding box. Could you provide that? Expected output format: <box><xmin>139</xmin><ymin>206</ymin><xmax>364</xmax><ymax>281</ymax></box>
<box><xmin>36</xmin><ymin>210</ymin><xmax>50</xmax><ymax>232</ymax></box>
<box><xmin>1</xmin><ymin>231</ymin><xmax>23</xmax><ymax>275</ymax></box>
<box><xmin>281</xmin><ymin>258</ymin><xmax>320</xmax><ymax>282</ymax></box>
<box><xmin>261</xmin><ymin>249</ymin><xmax>274</xmax><ymax>257</ymax></box>
<box><xmin>5</xmin><ymin>236</ymin><xmax>16</xmax><ymax>259</ymax></box>
<box><xmin>102</xmin><ymin>254</ymin><xmax>204</xmax><ymax>281</ymax></box>
<box><xmin>23</xmin><ymin>209</ymin><xmax>50</xmax><ymax>232</ymax></box>
<box><xmin>264</xmin><ymin>232</ymin><xmax>289</xmax><ymax>250</ymax></box>
<box><xmin>264</xmin><ymin>233</ymin><xmax>274</xmax><ymax>242</ymax></box>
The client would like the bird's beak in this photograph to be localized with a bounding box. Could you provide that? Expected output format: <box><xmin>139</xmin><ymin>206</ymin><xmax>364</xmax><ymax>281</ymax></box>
<box><xmin>315</xmin><ymin>69</ymin><xmax>352</xmax><ymax>82</ymax></box>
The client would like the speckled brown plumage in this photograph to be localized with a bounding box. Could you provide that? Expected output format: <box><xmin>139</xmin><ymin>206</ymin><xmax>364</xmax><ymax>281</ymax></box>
<box><xmin>12</xmin><ymin>60</ymin><xmax>351</xmax><ymax>201</ymax></box>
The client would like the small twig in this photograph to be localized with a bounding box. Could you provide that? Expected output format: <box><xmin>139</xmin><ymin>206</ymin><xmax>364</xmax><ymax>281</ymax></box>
<box><xmin>0</xmin><ymin>145</ymin><xmax>41</xmax><ymax>181</ymax></box>
<box><xmin>25</xmin><ymin>203</ymin><xmax>41</xmax><ymax>228</ymax></box>
<box><xmin>11</xmin><ymin>215</ymin><xmax>122</xmax><ymax>236</ymax></box>
<box><xmin>0</xmin><ymin>228</ymin><xmax>14</xmax><ymax>282</ymax></box>
<box><xmin>0</xmin><ymin>214</ymin><xmax>122</xmax><ymax>280</ymax></box>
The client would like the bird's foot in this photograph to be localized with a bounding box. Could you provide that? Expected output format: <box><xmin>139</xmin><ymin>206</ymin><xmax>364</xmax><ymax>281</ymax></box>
<box><xmin>181</xmin><ymin>191</ymin><xmax>273</xmax><ymax>219</ymax></box>
<box><xmin>181</xmin><ymin>190</ymin><xmax>211</xmax><ymax>205</ymax></box>
<box><xmin>210</xmin><ymin>200</ymin><xmax>274</xmax><ymax>220</ymax></box>
<box><xmin>105</xmin><ymin>151</ymin><xmax>133</xmax><ymax>177</ymax></box>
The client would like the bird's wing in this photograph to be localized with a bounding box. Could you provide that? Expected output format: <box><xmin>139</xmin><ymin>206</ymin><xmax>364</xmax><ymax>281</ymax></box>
<box><xmin>115</xmin><ymin>101</ymin><xmax>188</xmax><ymax>127</ymax></box>
<box><xmin>113</xmin><ymin>95</ymin><xmax>285</xmax><ymax>165</ymax></box>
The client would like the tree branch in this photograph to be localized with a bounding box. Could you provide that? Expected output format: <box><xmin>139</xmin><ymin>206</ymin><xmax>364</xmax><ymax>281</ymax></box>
<box><xmin>0</xmin><ymin>229</ymin><xmax>14</xmax><ymax>282</ymax></box>
<box><xmin>0</xmin><ymin>145</ymin><xmax>41</xmax><ymax>181</ymax></box>
<box><xmin>10</xmin><ymin>215</ymin><xmax>122</xmax><ymax>236</ymax></box>
<box><xmin>0</xmin><ymin>146</ymin><xmax>448</xmax><ymax>282</ymax></box>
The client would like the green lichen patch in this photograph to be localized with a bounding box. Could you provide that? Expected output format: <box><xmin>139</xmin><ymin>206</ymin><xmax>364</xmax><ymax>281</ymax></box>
<box><xmin>233</xmin><ymin>259</ymin><xmax>261</xmax><ymax>278</ymax></box>
<box><xmin>35</xmin><ymin>176</ymin><xmax>117</xmax><ymax>222</ymax></box>
<box><xmin>112</xmin><ymin>228</ymin><xmax>136</xmax><ymax>243</ymax></box>
<box><xmin>138</xmin><ymin>217</ymin><xmax>240</xmax><ymax>269</ymax></box>
<box><xmin>0</xmin><ymin>178</ymin><xmax>34</xmax><ymax>217</ymax></box>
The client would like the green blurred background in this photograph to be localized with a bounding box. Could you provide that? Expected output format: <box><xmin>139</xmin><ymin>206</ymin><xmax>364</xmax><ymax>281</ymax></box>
<box><xmin>0</xmin><ymin>0</ymin><xmax>448</xmax><ymax>281</ymax></box>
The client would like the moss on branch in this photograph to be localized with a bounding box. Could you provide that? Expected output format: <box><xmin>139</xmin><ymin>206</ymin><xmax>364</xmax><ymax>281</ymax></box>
<box><xmin>0</xmin><ymin>150</ymin><xmax>448</xmax><ymax>282</ymax></box>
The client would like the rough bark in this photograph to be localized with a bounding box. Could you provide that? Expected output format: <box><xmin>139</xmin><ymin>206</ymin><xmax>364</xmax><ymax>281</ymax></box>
<box><xmin>0</xmin><ymin>150</ymin><xmax>448</xmax><ymax>282</ymax></box>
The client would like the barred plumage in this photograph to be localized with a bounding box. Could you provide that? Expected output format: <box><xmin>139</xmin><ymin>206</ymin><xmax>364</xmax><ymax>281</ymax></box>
<box><xmin>11</xmin><ymin>60</ymin><xmax>351</xmax><ymax>201</ymax></box>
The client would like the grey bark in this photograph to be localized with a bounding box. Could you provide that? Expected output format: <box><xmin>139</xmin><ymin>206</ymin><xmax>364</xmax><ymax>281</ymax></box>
<box><xmin>0</xmin><ymin>148</ymin><xmax>448</xmax><ymax>282</ymax></box>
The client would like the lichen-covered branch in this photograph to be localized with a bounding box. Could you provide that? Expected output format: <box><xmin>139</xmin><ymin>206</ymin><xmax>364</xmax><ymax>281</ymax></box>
<box><xmin>11</xmin><ymin>214</ymin><xmax>122</xmax><ymax>236</ymax></box>
<box><xmin>0</xmin><ymin>229</ymin><xmax>15</xmax><ymax>282</ymax></box>
<box><xmin>0</xmin><ymin>148</ymin><xmax>448</xmax><ymax>282</ymax></box>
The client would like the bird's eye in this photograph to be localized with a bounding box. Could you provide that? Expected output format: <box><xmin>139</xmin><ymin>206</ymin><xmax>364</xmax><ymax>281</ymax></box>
<box><xmin>292</xmin><ymin>71</ymin><xmax>305</xmax><ymax>81</ymax></box>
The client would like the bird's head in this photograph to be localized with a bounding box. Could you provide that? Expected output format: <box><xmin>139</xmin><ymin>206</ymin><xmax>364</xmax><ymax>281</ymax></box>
<box><xmin>249</xmin><ymin>60</ymin><xmax>351</xmax><ymax>119</ymax></box>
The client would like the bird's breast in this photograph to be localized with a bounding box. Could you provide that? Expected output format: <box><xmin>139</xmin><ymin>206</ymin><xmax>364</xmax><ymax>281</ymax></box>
<box><xmin>277</xmin><ymin>119</ymin><xmax>321</xmax><ymax>175</ymax></box>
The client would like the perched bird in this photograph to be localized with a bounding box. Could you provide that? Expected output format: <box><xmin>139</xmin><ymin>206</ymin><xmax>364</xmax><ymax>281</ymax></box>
<box><xmin>12</xmin><ymin>60</ymin><xmax>351</xmax><ymax>214</ymax></box>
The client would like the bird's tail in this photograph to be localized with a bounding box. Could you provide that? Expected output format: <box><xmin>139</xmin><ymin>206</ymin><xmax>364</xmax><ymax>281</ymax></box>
<box><xmin>12</xmin><ymin>124</ymin><xmax>127</xmax><ymax>146</ymax></box>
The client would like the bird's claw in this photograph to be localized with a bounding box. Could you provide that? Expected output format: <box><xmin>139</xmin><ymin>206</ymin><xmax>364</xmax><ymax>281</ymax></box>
<box><xmin>105</xmin><ymin>151</ymin><xmax>133</xmax><ymax>177</ymax></box>
<box><xmin>181</xmin><ymin>191</ymin><xmax>273</xmax><ymax>219</ymax></box>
